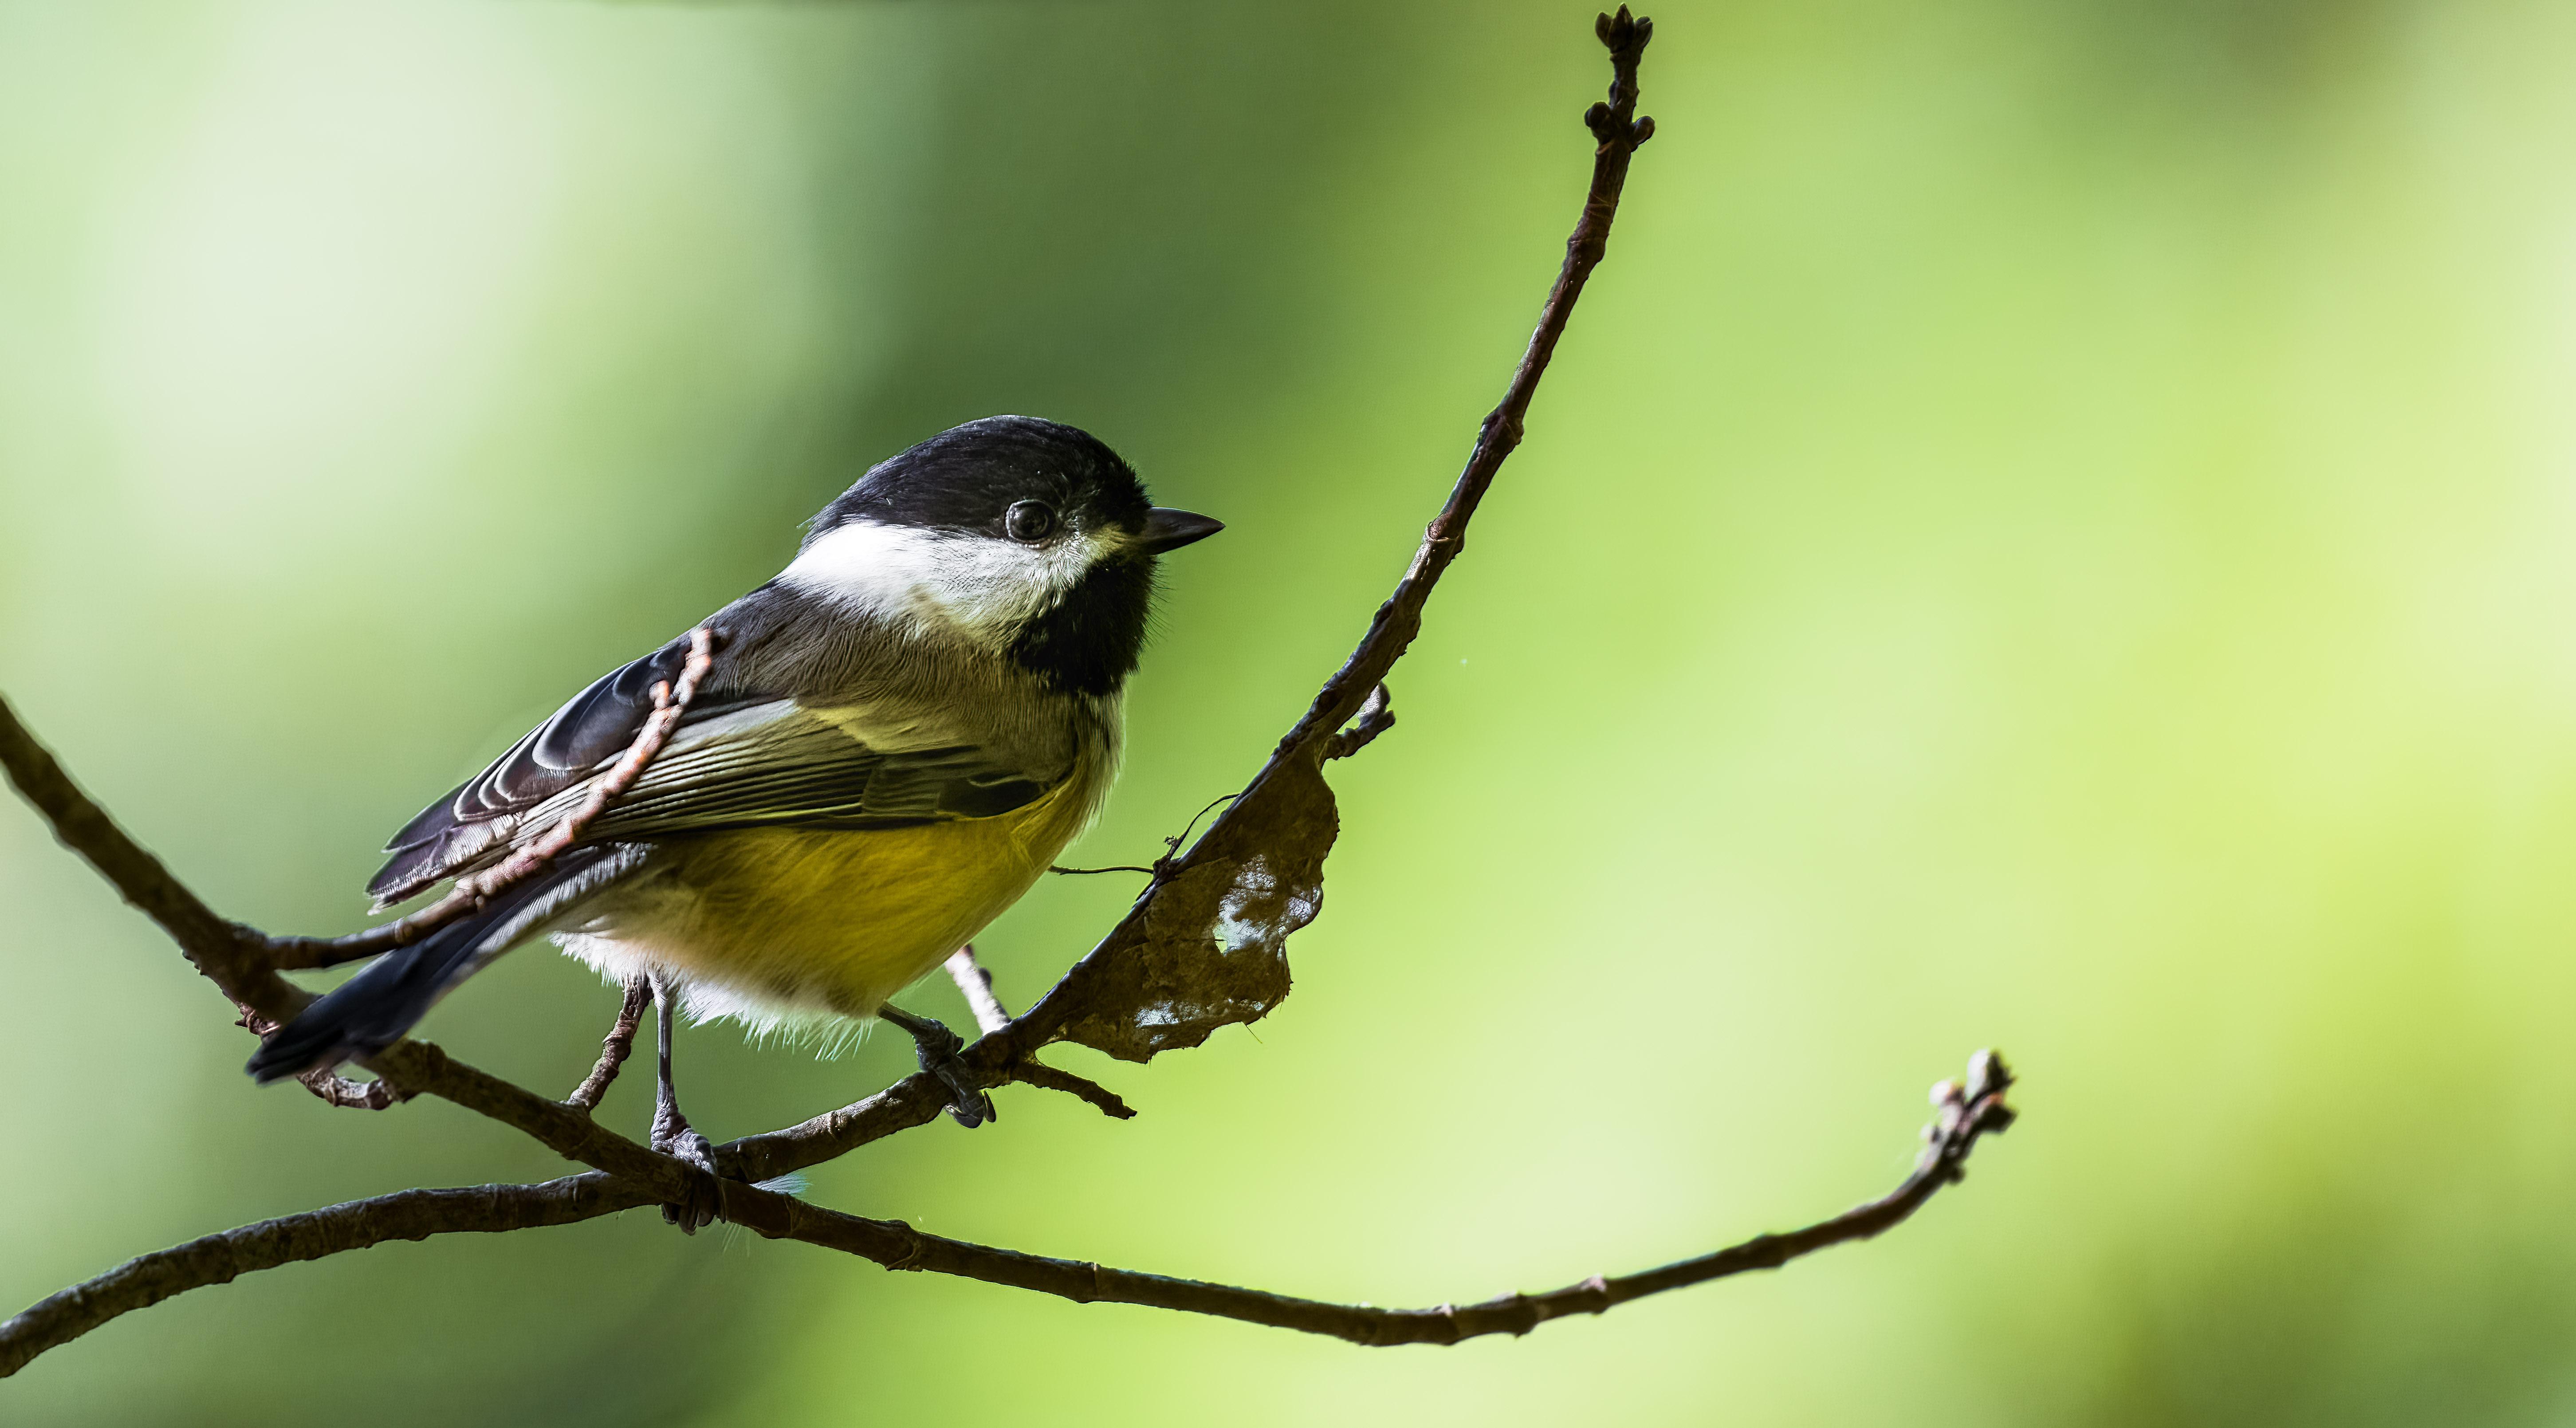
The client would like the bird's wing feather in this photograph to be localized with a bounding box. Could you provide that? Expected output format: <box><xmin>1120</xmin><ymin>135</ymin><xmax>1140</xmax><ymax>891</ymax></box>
<box><xmin>369</xmin><ymin>636</ymin><xmax>743</xmax><ymax>904</ymax></box>
<box><xmin>366</xmin><ymin>637</ymin><xmax>1045</xmax><ymax>907</ymax></box>
<box><xmin>520</xmin><ymin>705</ymin><xmax>1046</xmax><ymax>838</ymax></box>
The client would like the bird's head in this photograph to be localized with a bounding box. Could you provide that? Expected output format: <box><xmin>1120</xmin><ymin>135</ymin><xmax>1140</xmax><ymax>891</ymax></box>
<box><xmin>784</xmin><ymin>416</ymin><xmax>1221</xmax><ymax>695</ymax></box>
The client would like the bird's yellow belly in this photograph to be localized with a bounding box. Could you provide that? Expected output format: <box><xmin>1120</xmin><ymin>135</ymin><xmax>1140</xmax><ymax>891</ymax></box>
<box><xmin>562</xmin><ymin>774</ymin><xmax>1095</xmax><ymax>1026</ymax></box>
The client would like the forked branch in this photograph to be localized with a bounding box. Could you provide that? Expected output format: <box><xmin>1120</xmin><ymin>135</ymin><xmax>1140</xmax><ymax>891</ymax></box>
<box><xmin>0</xmin><ymin>8</ymin><xmax>2020</xmax><ymax>1381</ymax></box>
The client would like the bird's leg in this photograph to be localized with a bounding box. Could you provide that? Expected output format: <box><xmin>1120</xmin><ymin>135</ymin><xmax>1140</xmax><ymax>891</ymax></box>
<box><xmin>877</xmin><ymin>1001</ymin><xmax>995</xmax><ymax>1128</ymax></box>
<box><xmin>943</xmin><ymin>944</ymin><xmax>1012</xmax><ymax>1036</ymax></box>
<box><xmin>648</xmin><ymin>972</ymin><xmax>724</xmax><ymax>1234</ymax></box>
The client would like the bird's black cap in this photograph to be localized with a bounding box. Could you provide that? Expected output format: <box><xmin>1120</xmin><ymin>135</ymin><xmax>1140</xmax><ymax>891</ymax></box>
<box><xmin>805</xmin><ymin>416</ymin><xmax>1219</xmax><ymax>697</ymax></box>
<box><xmin>809</xmin><ymin>415</ymin><xmax>1152</xmax><ymax>545</ymax></box>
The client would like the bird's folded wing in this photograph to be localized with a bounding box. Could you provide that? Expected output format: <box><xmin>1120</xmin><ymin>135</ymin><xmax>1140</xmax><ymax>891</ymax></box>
<box><xmin>523</xmin><ymin>705</ymin><xmax>1047</xmax><ymax>838</ymax></box>
<box><xmin>366</xmin><ymin>637</ymin><xmax>1044</xmax><ymax>907</ymax></box>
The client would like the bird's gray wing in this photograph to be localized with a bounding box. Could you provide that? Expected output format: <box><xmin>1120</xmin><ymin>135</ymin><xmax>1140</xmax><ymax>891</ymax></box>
<box><xmin>368</xmin><ymin>649</ymin><xmax>1046</xmax><ymax>908</ymax></box>
<box><xmin>519</xmin><ymin>702</ymin><xmax>1049</xmax><ymax>840</ymax></box>
<box><xmin>370</xmin><ymin>635</ymin><xmax>768</xmax><ymax>905</ymax></box>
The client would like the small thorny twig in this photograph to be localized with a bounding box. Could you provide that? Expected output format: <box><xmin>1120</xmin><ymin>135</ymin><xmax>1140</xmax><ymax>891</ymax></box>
<box><xmin>1322</xmin><ymin>683</ymin><xmax>1395</xmax><ymax>761</ymax></box>
<box><xmin>0</xmin><ymin>8</ymin><xmax>2018</xmax><ymax>1379</ymax></box>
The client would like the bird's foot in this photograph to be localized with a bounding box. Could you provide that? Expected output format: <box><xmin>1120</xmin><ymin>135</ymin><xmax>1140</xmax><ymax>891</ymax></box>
<box><xmin>651</xmin><ymin>1115</ymin><xmax>726</xmax><ymax>1234</ymax></box>
<box><xmin>879</xmin><ymin>1004</ymin><xmax>995</xmax><ymax>1128</ymax></box>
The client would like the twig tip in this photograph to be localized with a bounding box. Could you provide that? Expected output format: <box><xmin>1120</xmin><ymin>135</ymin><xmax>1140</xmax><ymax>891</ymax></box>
<box><xmin>1596</xmin><ymin>6</ymin><xmax>1652</xmax><ymax>54</ymax></box>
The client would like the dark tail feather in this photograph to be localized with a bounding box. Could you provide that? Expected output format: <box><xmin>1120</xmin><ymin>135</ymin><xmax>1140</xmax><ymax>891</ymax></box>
<box><xmin>247</xmin><ymin>845</ymin><xmax>630</xmax><ymax>1084</ymax></box>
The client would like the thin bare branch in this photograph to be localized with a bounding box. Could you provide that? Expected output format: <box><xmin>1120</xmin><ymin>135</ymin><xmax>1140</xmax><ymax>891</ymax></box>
<box><xmin>0</xmin><ymin>1175</ymin><xmax>652</xmax><ymax>1377</ymax></box>
<box><xmin>363</xmin><ymin>1042</ymin><xmax>720</xmax><ymax>1208</ymax></box>
<box><xmin>990</xmin><ymin>6</ymin><xmax>1659</xmax><ymax>1063</ymax></box>
<box><xmin>769</xmin><ymin>1050</ymin><xmax>2012</xmax><ymax>1346</ymax></box>
<box><xmin>4</xmin><ymin>1051</ymin><xmax>2007</xmax><ymax>1375</ymax></box>
<box><xmin>1006</xmin><ymin>1061</ymin><xmax>1136</xmax><ymax>1120</ymax></box>
<box><xmin>0</xmin><ymin>695</ymin><xmax>308</xmax><ymax>1024</ymax></box>
<box><xmin>565</xmin><ymin>979</ymin><xmax>653</xmax><ymax>1112</ymax></box>
<box><xmin>722</xmin><ymin>1074</ymin><xmax>955</xmax><ymax>1184</ymax></box>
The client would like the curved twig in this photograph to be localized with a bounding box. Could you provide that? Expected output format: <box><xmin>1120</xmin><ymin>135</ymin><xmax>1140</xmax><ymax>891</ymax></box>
<box><xmin>789</xmin><ymin>1050</ymin><xmax>2011</xmax><ymax>1347</ymax></box>
<box><xmin>0</xmin><ymin>695</ymin><xmax>307</xmax><ymax>1023</ymax></box>
<box><xmin>1005</xmin><ymin>1060</ymin><xmax>1137</xmax><ymax>1120</ymax></box>
<box><xmin>565</xmin><ymin>979</ymin><xmax>653</xmax><ymax>1112</ymax></box>
<box><xmin>986</xmin><ymin>6</ymin><xmax>1659</xmax><ymax>1062</ymax></box>
<box><xmin>0</xmin><ymin>1051</ymin><xmax>2009</xmax><ymax>1372</ymax></box>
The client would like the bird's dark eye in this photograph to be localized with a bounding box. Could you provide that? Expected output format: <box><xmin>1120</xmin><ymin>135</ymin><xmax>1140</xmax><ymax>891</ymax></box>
<box><xmin>1005</xmin><ymin>500</ymin><xmax>1057</xmax><ymax>543</ymax></box>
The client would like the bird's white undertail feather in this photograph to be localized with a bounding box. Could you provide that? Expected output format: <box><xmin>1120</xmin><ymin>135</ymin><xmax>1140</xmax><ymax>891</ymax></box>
<box><xmin>553</xmin><ymin>932</ymin><xmax>878</xmax><ymax>1057</ymax></box>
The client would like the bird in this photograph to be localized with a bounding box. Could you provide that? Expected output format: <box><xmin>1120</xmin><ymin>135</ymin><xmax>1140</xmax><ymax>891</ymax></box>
<box><xmin>245</xmin><ymin>415</ymin><xmax>1220</xmax><ymax>1226</ymax></box>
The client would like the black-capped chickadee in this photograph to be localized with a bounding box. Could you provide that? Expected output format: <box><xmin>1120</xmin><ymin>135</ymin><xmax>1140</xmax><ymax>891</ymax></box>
<box><xmin>248</xmin><ymin>417</ymin><xmax>1220</xmax><ymax>1151</ymax></box>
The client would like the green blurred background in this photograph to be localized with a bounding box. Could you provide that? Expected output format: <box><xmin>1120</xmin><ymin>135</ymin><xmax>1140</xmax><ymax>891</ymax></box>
<box><xmin>6</xmin><ymin>0</ymin><xmax>2576</xmax><ymax>1421</ymax></box>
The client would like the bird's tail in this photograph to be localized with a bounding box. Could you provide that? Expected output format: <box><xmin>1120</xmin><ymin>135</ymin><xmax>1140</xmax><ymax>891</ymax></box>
<box><xmin>246</xmin><ymin>844</ymin><xmax>638</xmax><ymax>1084</ymax></box>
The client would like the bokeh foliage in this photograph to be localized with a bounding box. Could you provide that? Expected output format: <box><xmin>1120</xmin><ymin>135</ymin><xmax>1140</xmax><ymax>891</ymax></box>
<box><xmin>6</xmin><ymin>0</ymin><xmax>2576</xmax><ymax>1423</ymax></box>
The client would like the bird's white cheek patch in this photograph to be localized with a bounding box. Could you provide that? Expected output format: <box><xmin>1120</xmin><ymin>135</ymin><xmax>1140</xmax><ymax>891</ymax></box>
<box><xmin>780</xmin><ymin>520</ymin><xmax>949</xmax><ymax>620</ymax></box>
<box><xmin>783</xmin><ymin>519</ymin><xmax>1115</xmax><ymax>640</ymax></box>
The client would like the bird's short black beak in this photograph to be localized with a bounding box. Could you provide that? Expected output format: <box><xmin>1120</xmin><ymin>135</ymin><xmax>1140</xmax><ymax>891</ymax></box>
<box><xmin>1135</xmin><ymin>507</ymin><xmax>1224</xmax><ymax>554</ymax></box>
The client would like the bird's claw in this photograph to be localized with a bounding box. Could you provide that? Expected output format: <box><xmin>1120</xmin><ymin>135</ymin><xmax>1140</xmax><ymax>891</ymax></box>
<box><xmin>920</xmin><ymin>1023</ymin><xmax>996</xmax><ymax>1128</ymax></box>
<box><xmin>652</xmin><ymin>1124</ymin><xmax>725</xmax><ymax>1234</ymax></box>
<box><xmin>881</xmin><ymin>1005</ymin><xmax>995</xmax><ymax>1128</ymax></box>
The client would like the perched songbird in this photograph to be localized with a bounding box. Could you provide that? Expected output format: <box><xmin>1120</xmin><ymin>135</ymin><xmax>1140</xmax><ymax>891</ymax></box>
<box><xmin>248</xmin><ymin>416</ymin><xmax>1219</xmax><ymax>1220</ymax></box>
